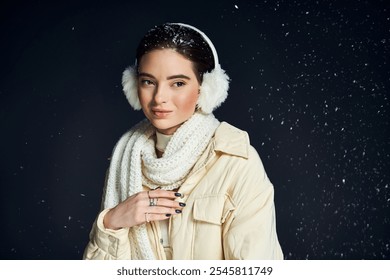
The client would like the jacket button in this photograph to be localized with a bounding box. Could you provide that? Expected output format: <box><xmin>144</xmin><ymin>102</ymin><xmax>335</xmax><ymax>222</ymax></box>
<box><xmin>108</xmin><ymin>236</ymin><xmax>116</xmax><ymax>242</ymax></box>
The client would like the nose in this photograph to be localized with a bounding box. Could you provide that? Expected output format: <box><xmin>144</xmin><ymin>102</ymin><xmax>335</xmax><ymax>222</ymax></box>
<box><xmin>153</xmin><ymin>84</ymin><xmax>168</xmax><ymax>104</ymax></box>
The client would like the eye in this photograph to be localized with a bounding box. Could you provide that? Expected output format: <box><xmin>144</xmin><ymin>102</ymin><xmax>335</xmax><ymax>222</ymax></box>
<box><xmin>173</xmin><ymin>81</ymin><xmax>186</xmax><ymax>87</ymax></box>
<box><xmin>140</xmin><ymin>79</ymin><xmax>155</xmax><ymax>86</ymax></box>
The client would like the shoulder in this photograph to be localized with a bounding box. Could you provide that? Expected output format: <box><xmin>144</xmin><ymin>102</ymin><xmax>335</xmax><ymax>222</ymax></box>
<box><xmin>213</xmin><ymin>121</ymin><xmax>253</xmax><ymax>159</ymax></box>
<box><xmin>212</xmin><ymin>123</ymin><xmax>272</xmax><ymax>197</ymax></box>
<box><xmin>213</xmin><ymin>122</ymin><xmax>265</xmax><ymax>172</ymax></box>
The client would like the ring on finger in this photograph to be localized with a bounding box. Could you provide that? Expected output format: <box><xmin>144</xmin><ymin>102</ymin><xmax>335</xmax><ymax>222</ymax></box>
<box><xmin>149</xmin><ymin>197</ymin><xmax>158</xmax><ymax>206</ymax></box>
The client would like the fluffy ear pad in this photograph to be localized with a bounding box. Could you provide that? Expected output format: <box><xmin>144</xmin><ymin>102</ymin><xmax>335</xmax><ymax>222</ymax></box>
<box><xmin>121</xmin><ymin>65</ymin><xmax>230</xmax><ymax>113</ymax></box>
<box><xmin>122</xmin><ymin>66</ymin><xmax>141</xmax><ymax>110</ymax></box>
<box><xmin>197</xmin><ymin>66</ymin><xmax>229</xmax><ymax>114</ymax></box>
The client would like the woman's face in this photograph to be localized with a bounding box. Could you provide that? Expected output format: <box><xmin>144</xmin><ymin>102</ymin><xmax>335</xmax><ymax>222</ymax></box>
<box><xmin>137</xmin><ymin>49</ymin><xmax>200</xmax><ymax>135</ymax></box>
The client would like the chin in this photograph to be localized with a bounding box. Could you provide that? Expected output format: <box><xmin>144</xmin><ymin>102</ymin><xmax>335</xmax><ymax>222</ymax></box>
<box><xmin>152</xmin><ymin>121</ymin><xmax>183</xmax><ymax>135</ymax></box>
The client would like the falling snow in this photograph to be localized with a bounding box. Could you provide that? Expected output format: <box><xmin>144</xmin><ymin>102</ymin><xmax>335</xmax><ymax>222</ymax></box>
<box><xmin>1</xmin><ymin>0</ymin><xmax>388</xmax><ymax>260</ymax></box>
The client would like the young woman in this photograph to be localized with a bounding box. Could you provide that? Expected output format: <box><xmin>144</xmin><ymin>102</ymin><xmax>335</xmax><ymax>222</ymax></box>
<box><xmin>83</xmin><ymin>23</ymin><xmax>283</xmax><ymax>260</ymax></box>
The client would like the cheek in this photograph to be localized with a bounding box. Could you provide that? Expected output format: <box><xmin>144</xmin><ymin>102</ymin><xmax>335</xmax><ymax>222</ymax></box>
<box><xmin>138</xmin><ymin>89</ymin><xmax>150</xmax><ymax>105</ymax></box>
<box><xmin>176</xmin><ymin>91</ymin><xmax>198</xmax><ymax>112</ymax></box>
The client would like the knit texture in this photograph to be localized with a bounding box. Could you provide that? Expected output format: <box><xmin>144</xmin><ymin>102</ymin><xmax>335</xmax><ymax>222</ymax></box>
<box><xmin>102</xmin><ymin>112</ymin><xmax>220</xmax><ymax>259</ymax></box>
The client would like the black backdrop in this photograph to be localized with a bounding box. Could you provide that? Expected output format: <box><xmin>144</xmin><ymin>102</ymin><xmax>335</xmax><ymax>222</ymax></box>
<box><xmin>1</xmin><ymin>0</ymin><xmax>389</xmax><ymax>259</ymax></box>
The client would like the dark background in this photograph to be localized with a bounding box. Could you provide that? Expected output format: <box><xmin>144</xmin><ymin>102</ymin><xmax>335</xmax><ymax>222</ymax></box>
<box><xmin>1</xmin><ymin>0</ymin><xmax>389</xmax><ymax>259</ymax></box>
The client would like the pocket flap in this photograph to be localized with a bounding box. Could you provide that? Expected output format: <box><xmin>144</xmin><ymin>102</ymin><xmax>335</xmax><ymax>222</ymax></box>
<box><xmin>193</xmin><ymin>195</ymin><xmax>235</xmax><ymax>225</ymax></box>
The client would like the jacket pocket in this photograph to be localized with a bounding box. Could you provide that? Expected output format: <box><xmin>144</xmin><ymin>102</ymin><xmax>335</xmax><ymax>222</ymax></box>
<box><xmin>193</xmin><ymin>195</ymin><xmax>235</xmax><ymax>225</ymax></box>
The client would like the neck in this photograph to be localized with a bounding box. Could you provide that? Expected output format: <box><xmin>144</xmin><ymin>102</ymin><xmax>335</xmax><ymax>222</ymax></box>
<box><xmin>155</xmin><ymin>131</ymin><xmax>172</xmax><ymax>157</ymax></box>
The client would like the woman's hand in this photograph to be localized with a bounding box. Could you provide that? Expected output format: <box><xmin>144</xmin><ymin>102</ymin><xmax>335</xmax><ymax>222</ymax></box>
<box><xmin>103</xmin><ymin>189</ymin><xmax>185</xmax><ymax>230</ymax></box>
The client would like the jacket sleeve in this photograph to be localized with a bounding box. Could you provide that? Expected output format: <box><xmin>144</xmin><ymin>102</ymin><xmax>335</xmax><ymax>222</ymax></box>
<box><xmin>222</xmin><ymin>146</ymin><xmax>283</xmax><ymax>260</ymax></box>
<box><xmin>83</xmin><ymin>208</ymin><xmax>131</xmax><ymax>259</ymax></box>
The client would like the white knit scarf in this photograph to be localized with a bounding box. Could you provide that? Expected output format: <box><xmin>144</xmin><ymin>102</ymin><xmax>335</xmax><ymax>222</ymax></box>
<box><xmin>102</xmin><ymin>112</ymin><xmax>220</xmax><ymax>259</ymax></box>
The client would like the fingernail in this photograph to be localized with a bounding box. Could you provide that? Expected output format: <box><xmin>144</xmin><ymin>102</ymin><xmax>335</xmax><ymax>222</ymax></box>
<box><xmin>175</xmin><ymin>192</ymin><xmax>182</xmax><ymax>197</ymax></box>
<box><xmin>175</xmin><ymin>209</ymin><xmax>182</xmax><ymax>214</ymax></box>
<box><xmin>166</xmin><ymin>214</ymin><xmax>171</xmax><ymax>217</ymax></box>
<box><xmin>179</xmin><ymin>202</ymin><xmax>186</xmax><ymax>207</ymax></box>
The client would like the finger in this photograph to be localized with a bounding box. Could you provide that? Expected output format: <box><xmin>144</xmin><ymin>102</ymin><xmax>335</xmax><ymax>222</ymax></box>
<box><xmin>147</xmin><ymin>206</ymin><xmax>183</xmax><ymax>215</ymax></box>
<box><xmin>147</xmin><ymin>189</ymin><xmax>182</xmax><ymax>199</ymax></box>
<box><xmin>144</xmin><ymin>212</ymin><xmax>172</xmax><ymax>223</ymax></box>
<box><xmin>150</xmin><ymin>197</ymin><xmax>186</xmax><ymax>209</ymax></box>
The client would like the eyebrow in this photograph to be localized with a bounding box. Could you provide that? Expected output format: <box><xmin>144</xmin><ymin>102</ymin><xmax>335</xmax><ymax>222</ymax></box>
<box><xmin>138</xmin><ymin>72</ymin><xmax>191</xmax><ymax>80</ymax></box>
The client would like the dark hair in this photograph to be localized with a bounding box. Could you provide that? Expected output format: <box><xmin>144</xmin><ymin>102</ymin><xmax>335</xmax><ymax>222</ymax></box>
<box><xmin>135</xmin><ymin>23</ymin><xmax>215</xmax><ymax>83</ymax></box>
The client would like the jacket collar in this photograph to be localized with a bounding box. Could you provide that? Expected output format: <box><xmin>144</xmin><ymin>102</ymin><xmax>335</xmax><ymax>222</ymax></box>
<box><xmin>213</xmin><ymin>122</ymin><xmax>249</xmax><ymax>159</ymax></box>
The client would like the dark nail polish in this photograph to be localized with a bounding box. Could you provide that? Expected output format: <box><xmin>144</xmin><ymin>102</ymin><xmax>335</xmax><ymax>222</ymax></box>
<box><xmin>175</xmin><ymin>192</ymin><xmax>182</xmax><ymax>197</ymax></box>
<box><xmin>166</xmin><ymin>214</ymin><xmax>171</xmax><ymax>217</ymax></box>
<box><xmin>179</xmin><ymin>202</ymin><xmax>186</xmax><ymax>207</ymax></box>
<box><xmin>175</xmin><ymin>209</ymin><xmax>182</xmax><ymax>214</ymax></box>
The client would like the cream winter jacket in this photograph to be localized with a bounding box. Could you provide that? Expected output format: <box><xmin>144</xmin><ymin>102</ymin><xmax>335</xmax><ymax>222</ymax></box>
<box><xmin>83</xmin><ymin>122</ymin><xmax>283</xmax><ymax>260</ymax></box>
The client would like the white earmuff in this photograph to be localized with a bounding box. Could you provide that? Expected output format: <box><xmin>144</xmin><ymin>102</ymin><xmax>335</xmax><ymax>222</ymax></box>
<box><xmin>122</xmin><ymin>65</ymin><xmax>141</xmax><ymax>110</ymax></box>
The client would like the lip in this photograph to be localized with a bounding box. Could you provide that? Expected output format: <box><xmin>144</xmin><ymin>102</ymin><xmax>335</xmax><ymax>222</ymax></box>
<box><xmin>152</xmin><ymin>109</ymin><xmax>173</xmax><ymax>118</ymax></box>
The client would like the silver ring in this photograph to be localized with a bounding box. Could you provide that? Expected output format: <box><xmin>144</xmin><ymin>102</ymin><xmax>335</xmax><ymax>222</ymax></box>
<box><xmin>149</xmin><ymin>198</ymin><xmax>157</xmax><ymax>206</ymax></box>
